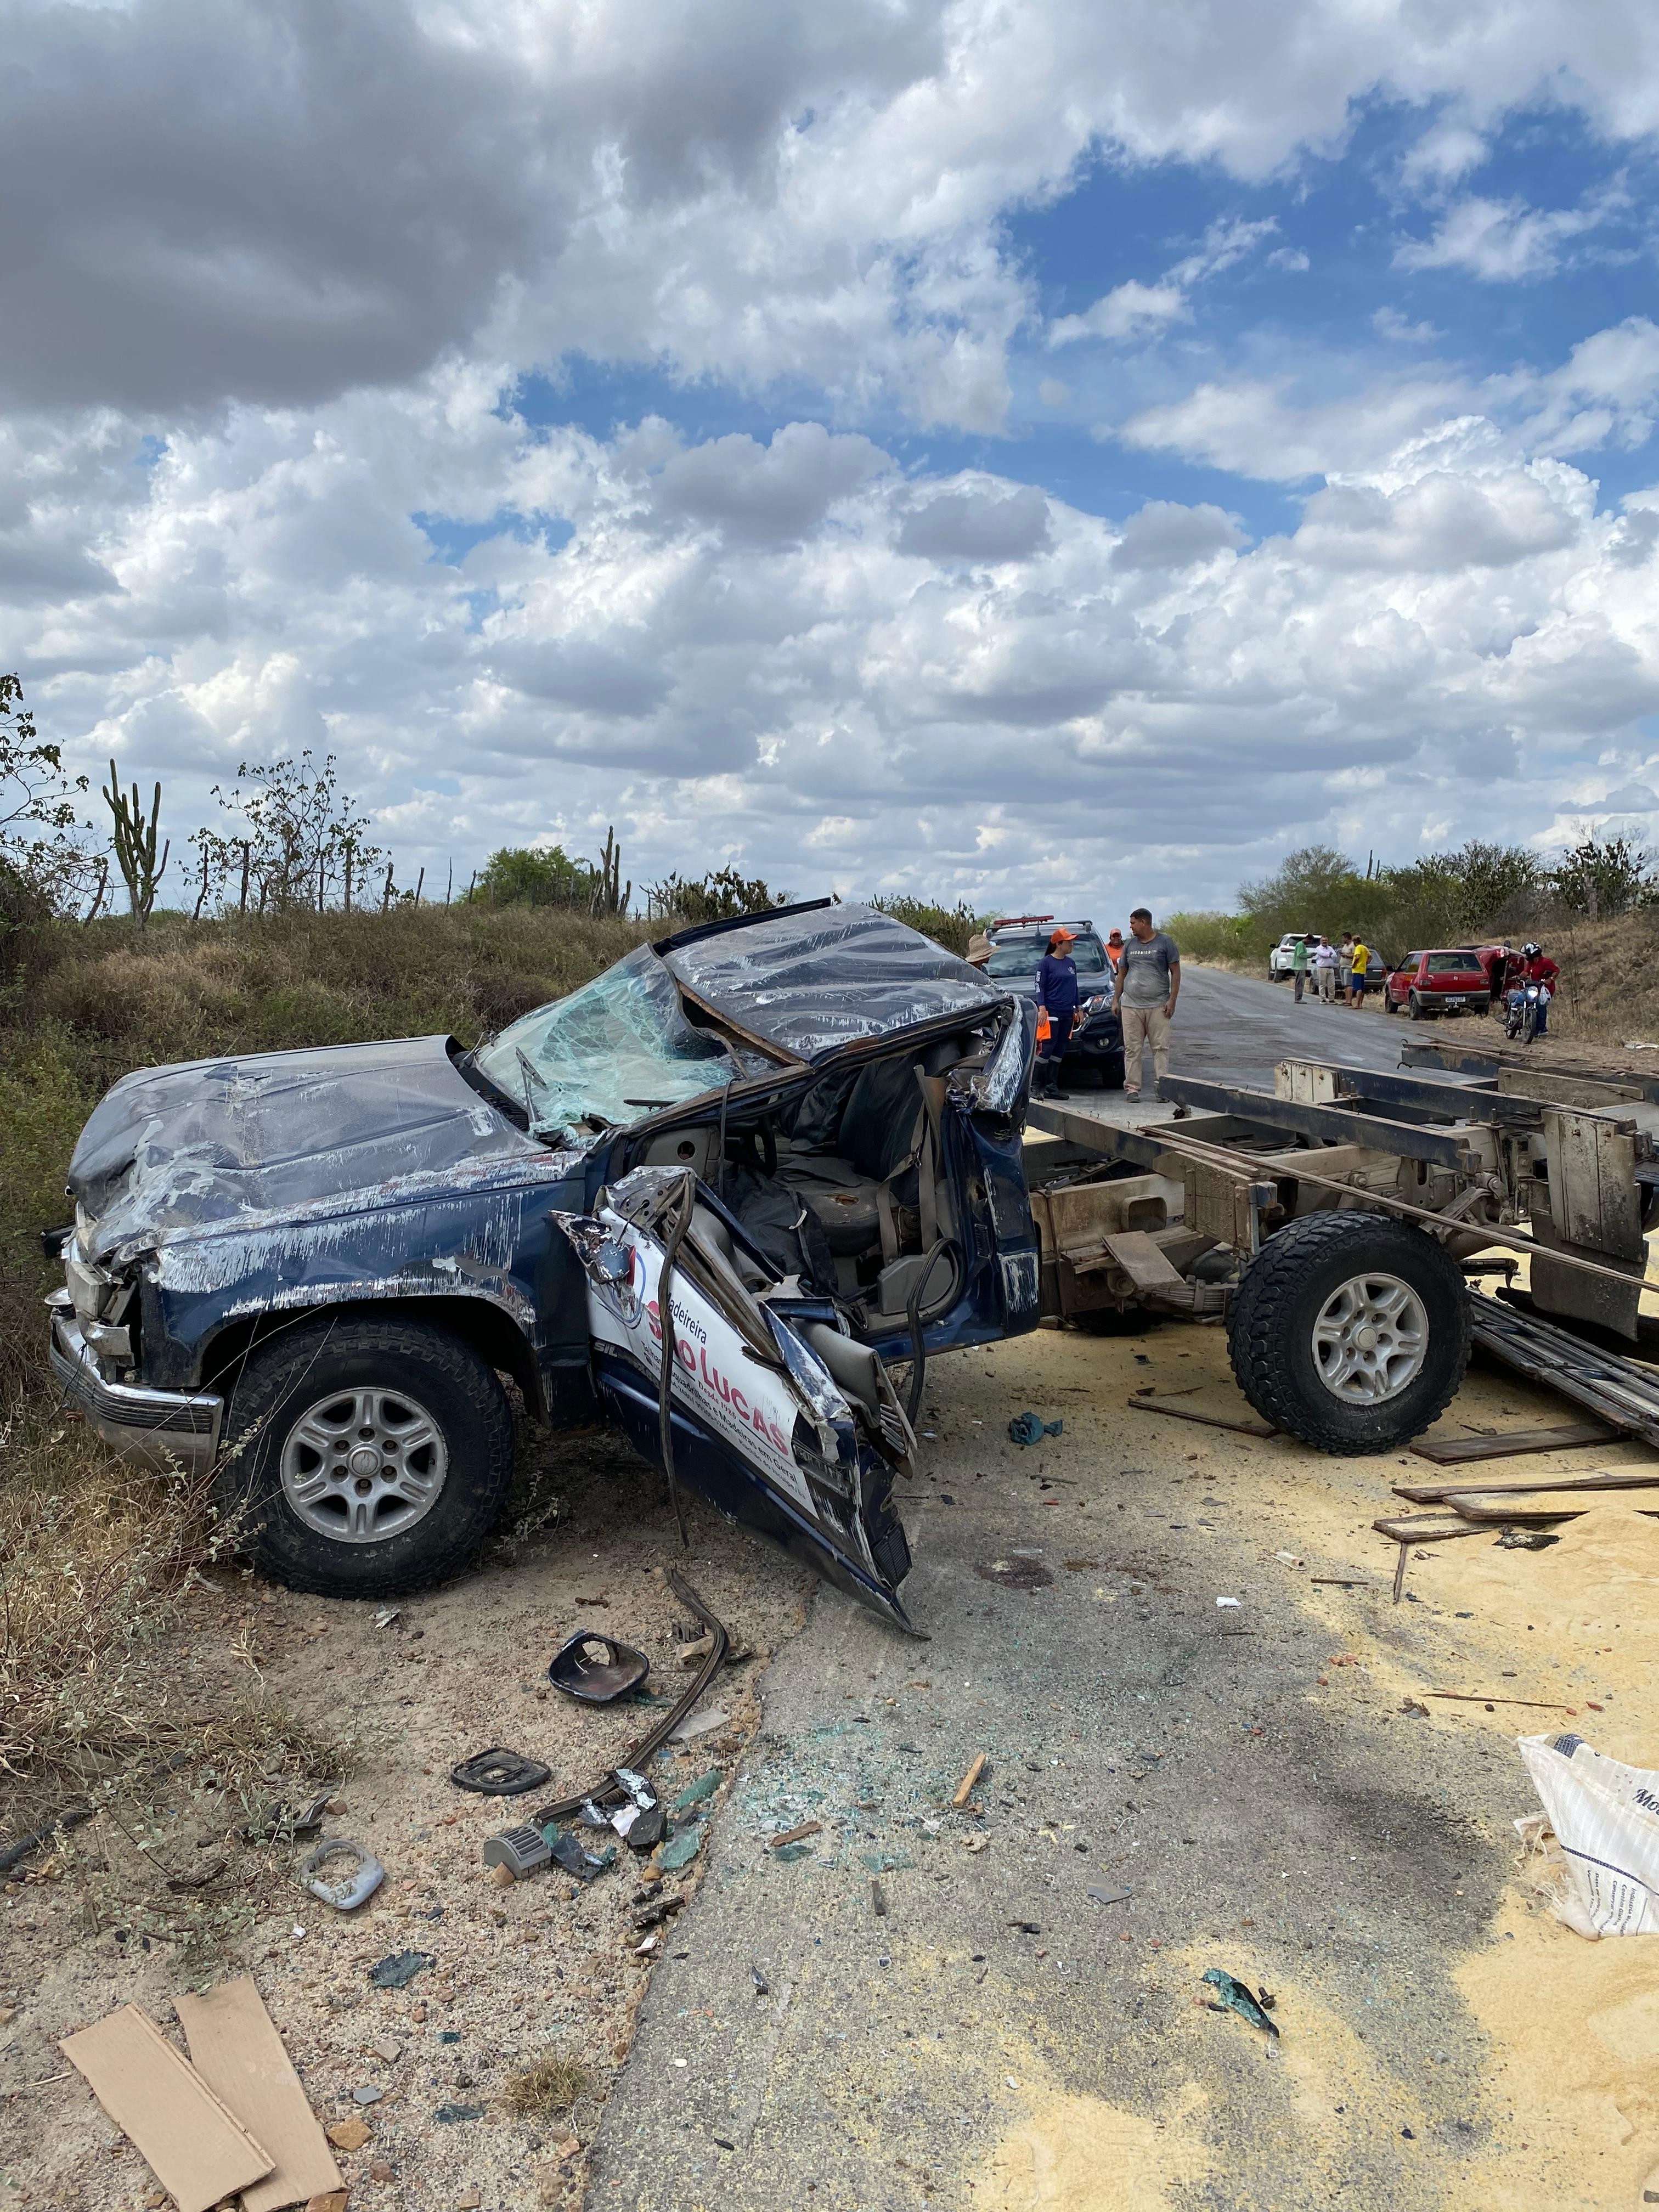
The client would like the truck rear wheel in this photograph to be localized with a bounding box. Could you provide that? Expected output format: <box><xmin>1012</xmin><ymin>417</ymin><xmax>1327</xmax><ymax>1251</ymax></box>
<box><xmin>218</xmin><ymin>1317</ymin><xmax>515</xmax><ymax>1596</ymax></box>
<box><xmin>1227</xmin><ymin>1211</ymin><xmax>1469</xmax><ymax>1454</ymax></box>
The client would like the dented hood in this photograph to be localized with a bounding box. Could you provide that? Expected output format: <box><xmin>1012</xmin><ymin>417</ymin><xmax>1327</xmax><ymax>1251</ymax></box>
<box><xmin>69</xmin><ymin>1034</ymin><xmax>541</xmax><ymax>1262</ymax></box>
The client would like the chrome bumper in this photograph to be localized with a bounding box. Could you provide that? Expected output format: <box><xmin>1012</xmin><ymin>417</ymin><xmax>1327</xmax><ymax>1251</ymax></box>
<box><xmin>48</xmin><ymin>1307</ymin><xmax>224</xmax><ymax>1478</ymax></box>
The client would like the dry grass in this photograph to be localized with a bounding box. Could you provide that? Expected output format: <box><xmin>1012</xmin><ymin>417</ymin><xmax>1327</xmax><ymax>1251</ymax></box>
<box><xmin>0</xmin><ymin>902</ymin><xmax>646</xmax><ymax>1837</ymax></box>
<box><xmin>502</xmin><ymin>2053</ymin><xmax>590</xmax><ymax>2118</ymax></box>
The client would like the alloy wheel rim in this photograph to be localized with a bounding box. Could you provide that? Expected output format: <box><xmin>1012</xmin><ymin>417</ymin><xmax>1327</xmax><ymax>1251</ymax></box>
<box><xmin>280</xmin><ymin>1386</ymin><xmax>448</xmax><ymax>1543</ymax></box>
<box><xmin>1311</xmin><ymin>1272</ymin><xmax>1429</xmax><ymax>1404</ymax></box>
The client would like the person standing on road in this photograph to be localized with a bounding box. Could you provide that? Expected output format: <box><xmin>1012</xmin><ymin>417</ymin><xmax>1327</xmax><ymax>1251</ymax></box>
<box><xmin>1347</xmin><ymin>934</ymin><xmax>1370</xmax><ymax>1009</ymax></box>
<box><xmin>1290</xmin><ymin>933</ymin><xmax>1310</xmax><ymax>1003</ymax></box>
<box><xmin>1313</xmin><ymin>935</ymin><xmax>1340</xmax><ymax>1003</ymax></box>
<box><xmin>1118</xmin><ymin>908</ymin><xmax>1180</xmax><ymax>1100</ymax></box>
<box><xmin>1105</xmin><ymin>927</ymin><xmax>1125</xmax><ymax>974</ymax></box>
<box><xmin>966</xmin><ymin>928</ymin><xmax>991</xmax><ymax>968</ymax></box>
<box><xmin>1034</xmin><ymin>926</ymin><xmax>1080</xmax><ymax>1095</ymax></box>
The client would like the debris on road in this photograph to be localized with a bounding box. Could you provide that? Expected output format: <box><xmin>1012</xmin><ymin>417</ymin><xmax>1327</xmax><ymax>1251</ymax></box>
<box><xmin>1202</xmin><ymin>1968</ymin><xmax>1280</xmax><ymax>2039</ymax></box>
<box><xmin>482</xmin><ymin>1825</ymin><xmax>554</xmax><ymax>1880</ymax></box>
<box><xmin>549</xmin><ymin>1829</ymin><xmax>614</xmax><ymax>1881</ymax></box>
<box><xmin>450</xmin><ymin>1748</ymin><xmax>552</xmax><ymax>1795</ymax></box>
<box><xmin>60</xmin><ymin>2002</ymin><xmax>274</xmax><ymax>2212</ymax></box>
<box><xmin>1131</xmin><ymin>1395</ymin><xmax>1275</xmax><ymax>1440</ymax></box>
<box><xmin>1007</xmin><ymin>1412</ymin><xmax>1063</xmax><ymax>1446</ymax></box>
<box><xmin>300</xmin><ymin>1838</ymin><xmax>385</xmax><ymax>1911</ymax></box>
<box><xmin>770</xmin><ymin>1820</ymin><xmax>823</xmax><ymax>1849</ymax></box>
<box><xmin>368</xmin><ymin>1951</ymin><xmax>434</xmax><ymax>1989</ymax></box>
<box><xmin>953</xmin><ymin>1752</ymin><xmax>988</xmax><ymax>1807</ymax></box>
<box><xmin>548</xmin><ymin>1632</ymin><xmax>651</xmax><ymax>1704</ymax></box>
<box><xmin>668</xmin><ymin>1706</ymin><xmax>730</xmax><ymax>1742</ymax></box>
<box><xmin>1519</xmin><ymin>1733</ymin><xmax>1659</xmax><ymax>1937</ymax></box>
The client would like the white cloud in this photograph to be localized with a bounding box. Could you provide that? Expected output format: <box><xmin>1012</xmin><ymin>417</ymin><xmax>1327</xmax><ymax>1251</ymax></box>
<box><xmin>1400</xmin><ymin>115</ymin><xmax>1488</xmax><ymax>188</ymax></box>
<box><xmin>1049</xmin><ymin>218</ymin><xmax>1279</xmax><ymax>347</ymax></box>
<box><xmin>1373</xmin><ymin>306</ymin><xmax>1441</xmax><ymax>343</ymax></box>
<box><xmin>10</xmin><ymin>363</ymin><xmax>1659</xmax><ymax>917</ymax></box>
<box><xmin>1395</xmin><ymin>187</ymin><xmax>1627</xmax><ymax>282</ymax></box>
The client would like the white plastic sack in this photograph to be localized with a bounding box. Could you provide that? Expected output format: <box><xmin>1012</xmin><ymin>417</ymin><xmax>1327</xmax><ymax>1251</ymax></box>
<box><xmin>1517</xmin><ymin>1732</ymin><xmax>1659</xmax><ymax>1938</ymax></box>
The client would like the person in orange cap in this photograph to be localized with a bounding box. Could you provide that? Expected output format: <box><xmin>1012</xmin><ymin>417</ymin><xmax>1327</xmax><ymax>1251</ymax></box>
<box><xmin>1105</xmin><ymin>927</ymin><xmax>1125</xmax><ymax>972</ymax></box>
<box><xmin>1034</xmin><ymin>926</ymin><xmax>1079</xmax><ymax>1094</ymax></box>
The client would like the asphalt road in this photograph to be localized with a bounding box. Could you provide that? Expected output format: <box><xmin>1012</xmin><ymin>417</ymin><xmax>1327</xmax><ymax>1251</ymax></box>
<box><xmin>581</xmin><ymin>964</ymin><xmax>1543</xmax><ymax>2212</ymax></box>
<box><xmin>1152</xmin><ymin>963</ymin><xmax>1424</xmax><ymax>1090</ymax></box>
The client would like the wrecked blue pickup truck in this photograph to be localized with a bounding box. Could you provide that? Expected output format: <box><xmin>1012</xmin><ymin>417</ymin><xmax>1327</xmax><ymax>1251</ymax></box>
<box><xmin>48</xmin><ymin>901</ymin><xmax>1039</xmax><ymax>1630</ymax></box>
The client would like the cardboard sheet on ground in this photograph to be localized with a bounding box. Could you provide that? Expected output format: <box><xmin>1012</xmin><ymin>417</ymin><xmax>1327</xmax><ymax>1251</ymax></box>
<box><xmin>175</xmin><ymin>1974</ymin><xmax>342</xmax><ymax>2212</ymax></box>
<box><xmin>59</xmin><ymin>2002</ymin><xmax>272</xmax><ymax>2212</ymax></box>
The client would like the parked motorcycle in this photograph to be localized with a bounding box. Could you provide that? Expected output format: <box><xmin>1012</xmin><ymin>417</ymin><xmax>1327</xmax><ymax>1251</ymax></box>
<box><xmin>1504</xmin><ymin>980</ymin><xmax>1551</xmax><ymax>1043</ymax></box>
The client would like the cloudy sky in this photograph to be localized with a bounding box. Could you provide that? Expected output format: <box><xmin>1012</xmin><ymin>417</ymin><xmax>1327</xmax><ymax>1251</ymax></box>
<box><xmin>9</xmin><ymin>0</ymin><xmax>1659</xmax><ymax>918</ymax></box>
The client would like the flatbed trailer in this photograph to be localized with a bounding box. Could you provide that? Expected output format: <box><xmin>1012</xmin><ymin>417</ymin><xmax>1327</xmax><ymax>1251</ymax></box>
<box><xmin>1024</xmin><ymin>1049</ymin><xmax>1659</xmax><ymax>1455</ymax></box>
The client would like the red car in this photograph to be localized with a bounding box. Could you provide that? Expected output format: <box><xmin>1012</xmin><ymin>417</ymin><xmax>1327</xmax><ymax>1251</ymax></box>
<box><xmin>1383</xmin><ymin>947</ymin><xmax>1493</xmax><ymax>1019</ymax></box>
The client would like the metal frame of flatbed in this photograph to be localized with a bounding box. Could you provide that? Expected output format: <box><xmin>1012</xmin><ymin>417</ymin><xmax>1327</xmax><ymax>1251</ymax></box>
<box><xmin>1024</xmin><ymin>1044</ymin><xmax>1658</xmax><ymax>1326</ymax></box>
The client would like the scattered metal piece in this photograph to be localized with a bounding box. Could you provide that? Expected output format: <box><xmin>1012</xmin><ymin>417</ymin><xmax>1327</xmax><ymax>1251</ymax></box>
<box><xmin>1203</xmin><ymin>1968</ymin><xmax>1279</xmax><ymax>2039</ymax></box>
<box><xmin>750</xmin><ymin>1962</ymin><xmax>770</xmax><ymax>1995</ymax></box>
<box><xmin>547</xmin><ymin>1632</ymin><xmax>650</xmax><ymax>1706</ymax></box>
<box><xmin>870</xmin><ymin>1878</ymin><xmax>888</xmax><ymax>1917</ymax></box>
<box><xmin>368</xmin><ymin>1950</ymin><xmax>434</xmax><ymax>1989</ymax></box>
<box><xmin>482</xmin><ymin>1825</ymin><xmax>553</xmax><ymax>1879</ymax></box>
<box><xmin>1007</xmin><ymin>1920</ymin><xmax>1041</xmax><ymax>1934</ymax></box>
<box><xmin>547</xmin><ymin>1827</ymin><xmax>614</xmax><ymax>1882</ymax></box>
<box><xmin>531</xmin><ymin>1572</ymin><xmax>729</xmax><ymax>1838</ymax></box>
<box><xmin>1086</xmin><ymin>1886</ymin><xmax>1132</xmax><ymax>1908</ymax></box>
<box><xmin>373</xmin><ymin>1607</ymin><xmax>401</xmax><ymax>1628</ymax></box>
<box><xmin>632</xmin><ymin>1891</ymin><xmax>685</xmax><ymax>1932</ymax></box>
<box><xmin>352</xmin><ymin>2084</ymin><xmax>383</xmax><ymax>2106</ymax></box>
<box><xmin>301</xmin><ymin>1838</ymin><xmax>386</xmax><ymax>1911</ymax></box>
<box><xmin>450</xmin><ymin>1749</ymin><xmax>552</xmax><ymax>1797</ymax></box>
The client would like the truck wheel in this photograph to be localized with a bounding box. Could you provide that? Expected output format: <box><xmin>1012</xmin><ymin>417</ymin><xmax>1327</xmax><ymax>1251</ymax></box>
<box><xmin>1227</xmin><ymin>1211</ymin><xmax>1469</xmax><ymax>1454</ymax></box>
<box><xmin>218</xmin><ymin>1317</ymin><xmax>515</xmax><ymax>1596</ymax></box>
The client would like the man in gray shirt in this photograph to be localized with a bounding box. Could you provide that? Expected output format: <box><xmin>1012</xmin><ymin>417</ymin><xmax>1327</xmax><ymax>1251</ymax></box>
<box><xmin>1116</xmin><ymin>908</ymin><xmax>1180</xmax><ymax>1100</ymax></box>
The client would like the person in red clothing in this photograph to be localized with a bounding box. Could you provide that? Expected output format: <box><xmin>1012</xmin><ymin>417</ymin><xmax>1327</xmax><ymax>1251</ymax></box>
<box><xmin>1504</xmin><ymin>938</ymin><xmax>1575</xmax><ymax>1030</ymax></box>
<box><xmin>1519</xmin><ymin>941</ymin><xmax>1560</xmax><ymax>1033</ymax></box>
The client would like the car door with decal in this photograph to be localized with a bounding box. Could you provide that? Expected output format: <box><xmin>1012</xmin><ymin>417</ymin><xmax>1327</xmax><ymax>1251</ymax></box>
<box><xmin>556</xmin><ymin>1165</ymin><xmax>919</xmax><ymax>1632</ymax></box>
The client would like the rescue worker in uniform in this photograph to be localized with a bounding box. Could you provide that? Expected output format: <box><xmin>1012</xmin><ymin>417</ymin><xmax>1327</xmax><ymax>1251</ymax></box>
<box><xmin>1034</xmin><ymin>926</ymin><xmax>1079</xmax><ymax>1095</ymax></box>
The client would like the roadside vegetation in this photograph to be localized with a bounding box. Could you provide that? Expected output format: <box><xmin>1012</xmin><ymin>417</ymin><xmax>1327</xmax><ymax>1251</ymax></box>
<box><xmin>1167</xmin><ymin>837</ymin><xmax>1659</xmax><ymax>1044</ymax></box>
<box><xmin>0</xmin><ymin>672</ymin><xmax>986</xmax><ymax>1843</ymax></box>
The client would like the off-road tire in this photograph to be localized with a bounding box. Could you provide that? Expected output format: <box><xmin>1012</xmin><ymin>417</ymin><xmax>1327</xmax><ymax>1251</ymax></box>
<box><xmin>218</xmin><ymin>1317</ymin><xmax>515</xmax><ymax>1596</ymax></box>
<box><xmin>1227</xmin><ymin>1211</ymin><xmax>1470</xmax><ymax>1454</ymax></box>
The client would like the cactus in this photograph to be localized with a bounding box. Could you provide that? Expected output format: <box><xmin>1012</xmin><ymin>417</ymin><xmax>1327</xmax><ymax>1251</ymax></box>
<box><xmin>101</xmin><ymin>761</ymin><xmax>170</xmax><ymax>930</ymax></box>
<box><xmin>590</xmin><ymin>825</ymin><xmax>630</xmax><ymax>917</ymax></box>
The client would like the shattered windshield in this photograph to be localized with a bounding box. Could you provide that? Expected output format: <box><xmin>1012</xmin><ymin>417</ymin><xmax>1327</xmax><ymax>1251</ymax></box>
<box><xmin>474</xmin><ymin>944</ymin><xmax>770</xmax><ymax>1140</ymax></box>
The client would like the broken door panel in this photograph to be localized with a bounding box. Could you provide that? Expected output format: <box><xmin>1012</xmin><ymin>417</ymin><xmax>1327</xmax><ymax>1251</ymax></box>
<box><xmin>555</xmin><ymin>1169</ymin><xmax>916</xmax><ymax>1630</ymax></box>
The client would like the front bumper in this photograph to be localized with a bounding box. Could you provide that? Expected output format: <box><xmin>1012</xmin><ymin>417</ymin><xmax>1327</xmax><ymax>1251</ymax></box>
<box><xmin>48</xmin><ymin>1306</ymin><xmax>224</xmax><ymax>1477</ymax></box>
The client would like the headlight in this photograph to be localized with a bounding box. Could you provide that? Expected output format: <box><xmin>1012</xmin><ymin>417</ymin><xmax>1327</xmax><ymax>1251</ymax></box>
<box><xmin>1081</xmin><ymin>994</ymin><xmax>1111</xmax><ymax>1018</ymax></box>
<box><xmin>64</xmin><ymin>1244</ymin><xmax>117</xmax><ymax>1324</ymax></box>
